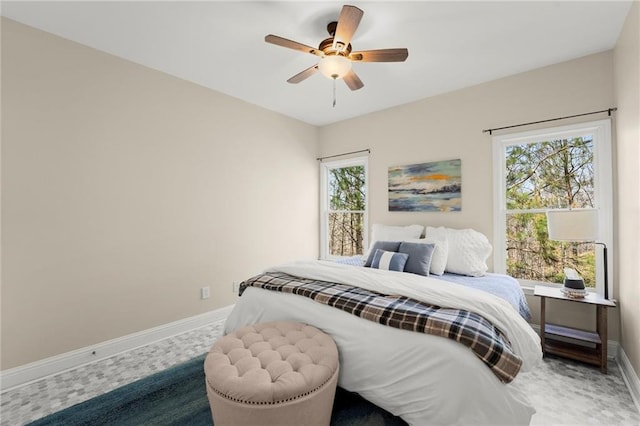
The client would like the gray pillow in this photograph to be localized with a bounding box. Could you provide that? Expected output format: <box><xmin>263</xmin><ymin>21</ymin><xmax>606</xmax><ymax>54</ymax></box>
<box><xmin>399</xmin><ymin>242</ymin><xmax>436</xmax><ymax>276</ymax></box>
<box><xmin>364</xmin><ymin>241</ymin><xmax>402</xmax><ymax>267</ymax></box>
<box><xmin>370</xmin><ymin>249</ymin><xmax>409</xmax><ymax>272</ymax></box>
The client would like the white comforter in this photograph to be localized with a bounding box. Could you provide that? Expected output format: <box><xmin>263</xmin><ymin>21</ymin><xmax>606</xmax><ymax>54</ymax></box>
<box><xmin>224</xmin><ymin>260</ymin><xmax>543</xmax><ymax>425</ymax></box>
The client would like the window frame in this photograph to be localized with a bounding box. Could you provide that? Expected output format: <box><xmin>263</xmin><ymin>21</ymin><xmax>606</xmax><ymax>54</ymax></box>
<box><xmin>492</xmin><ymin>119</ymin><xmax>613</xmax><ymax>296</ymax></box>
<box><xmin>320</xmin><ymin>156</ymin><xmax>369</xmax><ymax>260</ymax></box>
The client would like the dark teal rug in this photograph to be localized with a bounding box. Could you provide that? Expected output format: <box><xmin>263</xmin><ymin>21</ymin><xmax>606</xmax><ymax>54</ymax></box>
<box><xmin>29</xmin><ymin>354</ymin><xmax>407</xmax><ymax>426</ymax></box>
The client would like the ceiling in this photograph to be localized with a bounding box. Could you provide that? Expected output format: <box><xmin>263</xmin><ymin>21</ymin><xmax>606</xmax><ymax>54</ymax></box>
<box><xmin>1</xmin><ymin>1</ymin><xmax>632</xmax><ymax>127</ymax></box>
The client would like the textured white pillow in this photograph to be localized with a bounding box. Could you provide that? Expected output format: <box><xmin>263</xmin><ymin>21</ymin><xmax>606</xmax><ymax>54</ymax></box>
<box><xmin>367</xmin><ymin>224</ymin><xmax>424</xmax><ymax>255</ymax></box>
<box><xmin>426</xmin><ymin>226</ymin><xmax>492</xmax><ymax>277</ymax></box>
<box><xmin>404</xmin><ymin>237</ymin><xmax>448</xmax><ymax>276</ymax></box>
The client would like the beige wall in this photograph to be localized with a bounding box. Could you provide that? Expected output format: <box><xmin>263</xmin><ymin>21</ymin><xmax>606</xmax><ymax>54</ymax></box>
<box><xmin>614</xmin><ymin>1</ymin><xmax>640</xmax><ymax>377</ymax></box>
<box><xmin>320</xmin><ymin>51</ymin><xmax>620</xmax><ymax>340</ymax></box>
<box><xmin>1</xmin><ymin>19</ymin><xmax>319</xmax><ymax>369</ymax></box>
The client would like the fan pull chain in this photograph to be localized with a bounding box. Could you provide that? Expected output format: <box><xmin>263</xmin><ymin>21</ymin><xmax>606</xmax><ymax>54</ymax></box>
<box><xmin>332</xmin><ymin>77</ymin><xmax>337</xmax><ymax>108</ymax></box>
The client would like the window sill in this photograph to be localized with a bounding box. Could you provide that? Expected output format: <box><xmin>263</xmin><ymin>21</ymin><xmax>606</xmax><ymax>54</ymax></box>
<box><xmin>517</xmin><ymin>279</ymin><xmax>557</xmax><ymax>296</ymax></box>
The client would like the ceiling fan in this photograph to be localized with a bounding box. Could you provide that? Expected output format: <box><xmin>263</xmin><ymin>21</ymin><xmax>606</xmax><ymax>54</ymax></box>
<box><xmin>265</xmin><ymin>4</ymin><xmax>409</xmax><ymax>91</ymax></box>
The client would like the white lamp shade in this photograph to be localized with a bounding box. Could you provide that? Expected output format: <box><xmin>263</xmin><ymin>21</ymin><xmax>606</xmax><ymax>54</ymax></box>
<box><xmin>318</xmin><ymin>55</ymin><xmax>352</xmax><ymax>80</ymax></box>
<box><xmin>546</xmin><ymin>209</ymin><xmax>598</xmax><ymax>241</ymax></box>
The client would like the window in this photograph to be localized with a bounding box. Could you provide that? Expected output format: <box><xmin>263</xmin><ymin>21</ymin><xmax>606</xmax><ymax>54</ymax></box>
<box><xmin>493</xmin><ymin>120</ymin><xmax>612</xmax><ymax>294</ymax></box>
<box><xmin>320</xmin><ymin>157</ymin><xmax>368</xmax><ymax>259</ymax></box>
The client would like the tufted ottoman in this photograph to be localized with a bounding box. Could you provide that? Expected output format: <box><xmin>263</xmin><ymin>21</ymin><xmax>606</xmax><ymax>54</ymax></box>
<box><xmin>204</xmin><ymin>321</ymin><xmax>340</xmax><ymax>426</ymax></box>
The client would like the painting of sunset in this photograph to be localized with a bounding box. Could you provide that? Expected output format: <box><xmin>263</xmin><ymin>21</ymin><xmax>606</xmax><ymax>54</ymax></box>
<box><xmin>388</xmin><ymin>159</ymin><xmax>461</xmax><ymax>212</ymax></box>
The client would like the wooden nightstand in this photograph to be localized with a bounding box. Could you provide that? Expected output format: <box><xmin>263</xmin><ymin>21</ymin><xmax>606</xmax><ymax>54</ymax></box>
<box><xmin>534</xmin><ymin>285</ymin><xmax>615</xmax><ymax>373</ymax></box>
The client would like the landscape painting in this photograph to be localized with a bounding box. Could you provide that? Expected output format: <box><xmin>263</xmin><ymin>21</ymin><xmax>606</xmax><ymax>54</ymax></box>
<box><xmin>388</xmin><ymin>159</ymin><xmax>461</xmax><ymax>212</ymax></box>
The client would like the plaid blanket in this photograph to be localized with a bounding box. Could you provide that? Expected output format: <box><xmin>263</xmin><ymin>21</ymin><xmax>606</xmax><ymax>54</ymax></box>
<box><xmin>240</xmin><ymin>272</ymin><xmax>522</xmax><ymax>383</ymax></box>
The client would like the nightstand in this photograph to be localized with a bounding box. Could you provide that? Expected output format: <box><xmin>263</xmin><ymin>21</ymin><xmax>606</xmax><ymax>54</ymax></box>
<box><xmin>534</xmin><ymin>285</ymin><xmax>615</xmax><ymax>373</ymax></box>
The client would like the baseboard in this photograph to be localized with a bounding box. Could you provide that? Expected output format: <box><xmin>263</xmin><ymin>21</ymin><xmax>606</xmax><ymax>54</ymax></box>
<box><xmin>0</xmin><ymin>305</ymin><xmax>234</xmax><ymax>392</ymax></box>
<box><xmin>617</xmin><ymin>347</ymin><xmax>640</xmax><ymax>413</ymax></box>
<box><xmin>529</xmin><ymin>323</ymin><xmax>619</xmax><ymax>359</ymax></box>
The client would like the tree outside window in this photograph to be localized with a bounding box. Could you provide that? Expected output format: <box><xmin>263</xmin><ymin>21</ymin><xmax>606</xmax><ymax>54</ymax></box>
<box><xmin>505</xmin><ymin>136</ymin><xmax>595</xmax><ymax>286</ymax></box>
<box><xmin>328</xmin><ymin>165</ymin><xmax>366</xmax><ymax>256</ymax></box>
<box><xmin>320</xmin><ymin>157</ymin><xmax>368</xmax><ymax>259</ymax></box>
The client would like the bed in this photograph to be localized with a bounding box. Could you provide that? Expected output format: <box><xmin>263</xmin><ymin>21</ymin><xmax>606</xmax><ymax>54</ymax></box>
<box><xmin>225</xmin><ymin>260</ymin><xmax>542</xmax><ymax>425</ymax></box>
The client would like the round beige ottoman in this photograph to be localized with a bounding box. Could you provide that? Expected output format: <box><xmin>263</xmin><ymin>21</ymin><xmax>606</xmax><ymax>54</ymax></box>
<box><xmin>204</xmin><ymin>321</ymin><xmax>340</xmax><ymax>426</ymax></box>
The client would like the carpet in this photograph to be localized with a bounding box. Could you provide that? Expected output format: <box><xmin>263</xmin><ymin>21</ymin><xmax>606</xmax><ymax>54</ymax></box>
<box><xmin>28</xmin><ymin>354</ymin><xmax>407</xmax><ymax>426</ymax></box>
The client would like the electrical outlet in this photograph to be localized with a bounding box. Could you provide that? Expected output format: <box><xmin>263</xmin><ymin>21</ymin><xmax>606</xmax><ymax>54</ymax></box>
<box><xmin>232</xmin><ymin>282</ymin><xmax>240</xmax><ymax>293</ymax></box>
<box><xmin>201</xmin><ymin>286</ymin><xmax>210</xmax><ymax>299</ymax></box>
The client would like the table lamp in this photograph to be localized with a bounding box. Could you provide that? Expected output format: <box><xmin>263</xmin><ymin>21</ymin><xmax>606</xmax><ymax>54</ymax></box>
<box><xmin>546</xmin><ymin>208</ymin><xmax>608</xmax><ymax>299</ymax></box>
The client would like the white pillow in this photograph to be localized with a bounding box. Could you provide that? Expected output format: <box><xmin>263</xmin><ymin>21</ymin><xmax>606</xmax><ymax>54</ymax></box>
<box><xmin>403</xmin><ymin>237</ymin><xmax>448</xmax><ymax>276</ymax></box>
<box><xmin>426</xmin><ymin>226</ymin><xmax>492</xmax><ymax>277</ymax></box>
<box><xmin>367</xmin><ymin>224</ymin><xmax>424</xmax><ymax>255</ymax></box>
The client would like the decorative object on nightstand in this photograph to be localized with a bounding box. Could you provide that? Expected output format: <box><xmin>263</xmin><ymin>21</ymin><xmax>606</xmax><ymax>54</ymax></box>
<box><xmin>546</xmin><ymin>208</ymin><xmax>609</xmax><ymax>300</ymax></box>
<box><xmin>534</xmin><ymin>285</ymin><xmax>615</xmax><ymax>373</ymax></box>
<box><xmin>560</xmin><ymin>268</ymin><xmax>587</xmax><ymax>298</ymax></box>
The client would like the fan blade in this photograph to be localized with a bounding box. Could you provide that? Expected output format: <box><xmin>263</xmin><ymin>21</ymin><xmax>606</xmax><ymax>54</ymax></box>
<box><xmin>287</xmin><ymin>64</ymin><xmax>319</xmax><ymax>84</ymax></box>
<box><xmin>343</xmin><ymin>70</ymin><xmax>364</xmax><ymax>91</ymax></box>
<box><xmin>333</xmin><ymin>5</ymin><xmax>364</xmax><ymax>51</ymax></box>
<box><xmin>265</xmin><ymin>35</ymin><xmax>323</xmax><ymax>57</ymax></box>
<box><xmin>350</xmin><ymin>48</ymin><xmax>409</xmax><ymax>62</ymax></box>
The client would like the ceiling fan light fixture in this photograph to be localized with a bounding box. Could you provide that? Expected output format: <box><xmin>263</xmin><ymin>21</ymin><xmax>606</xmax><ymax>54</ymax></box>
<box><xmin>318</xmin><ymin>54</ymin><xmax>352</xmax><ymax>80</ymax></box>
<box><xmin>265</xmin><ymin>4</ymin><xmax>406</xmax><ymax>92</ymax></box>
